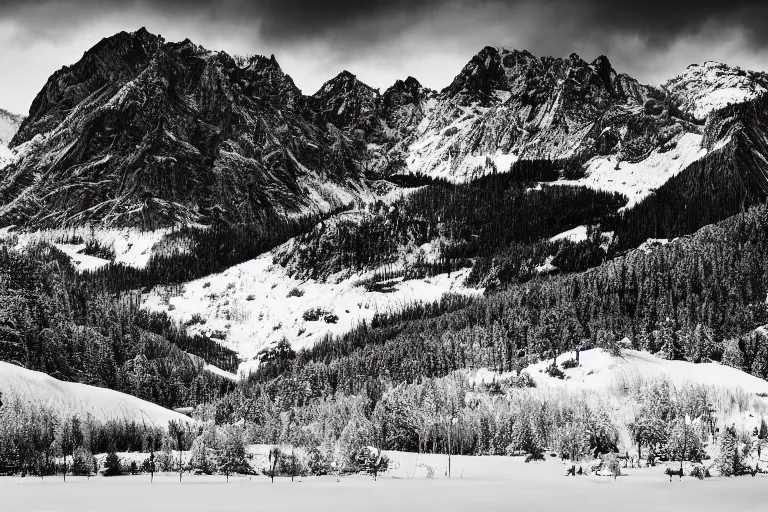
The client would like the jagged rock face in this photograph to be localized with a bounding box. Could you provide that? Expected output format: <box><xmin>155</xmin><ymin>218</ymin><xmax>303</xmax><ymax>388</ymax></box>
<box><xmin>4</xmin><ymin>29</ymin><xmax>768</xmax><ymax>229</ymax></box>
<box><xmin>394</xmin><ymin>47</ymin><xmax>675</xmax><ymax>180</ymax></box>
<box><xmin>666</xmin><ymin>62</ymin><xmax>768</xmax><ymax>121</ymax></box>
<box><xmin>310</xmin><ymin>71</ymin><xmax>380</xmax><ymax>139</ymax></box>
<box><xmin>2</xmin><ymin>29</ymin><xmax>364</xmax><ymax>228</ymax></box>
<box><xmin>11</xmin><ymin>28</ymin><xmax>163</xmax><ymax>148</ymax></box>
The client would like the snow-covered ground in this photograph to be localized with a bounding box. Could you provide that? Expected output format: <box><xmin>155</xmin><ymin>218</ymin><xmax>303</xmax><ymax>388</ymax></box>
<box><xmin>472</xmin><ymin>348</ymin><xmax>768</xmax><ymax>437</ymax></box>
<box><xmin>1</xmin><ymin>454</ymin><xmax>766</xmax><ymax>512</ymax></box>
<box><xmin>519</xmin><ymin>348</ymin><xmax>768</xmax><ymax>395</ymax></box>
<box><xmin>555</xmin><ymin>132</ymin><xmax>707</xmax><ymax>209</ymax></box>
<box><xmin>0</xmin><ymin>361</ymin><xmax>192</xmax><ymax>426</ymax></box>
<box><xmin>550</xmin><ymin>225</ymin><xmax>588</xmax><ymax>243</ymax></box>
<box><xmin>142</xmin><ymin>246</ymin><xmax>483</xmax><ymax>375</ymax></box>
<box><xmin>2</xmin><ymin>227</ymin><xmax>172</xmax><ymax>271</ymax></box>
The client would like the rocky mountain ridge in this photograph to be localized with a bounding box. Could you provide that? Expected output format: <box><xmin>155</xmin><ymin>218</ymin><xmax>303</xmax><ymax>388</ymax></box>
<box><xmin>2</xmin><ymin>29</ymin><xmax>767</xmax><ymax>229</ymax></box>
<box><xmin>1</xmin><ymin>28</ymin><xmax>364</xmax><ymax>228</ymax></box>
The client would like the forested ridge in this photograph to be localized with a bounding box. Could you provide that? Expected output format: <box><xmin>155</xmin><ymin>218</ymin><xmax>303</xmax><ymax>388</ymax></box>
<box><xmin>78</xmin><ymin>207</ymin><xmax>347</xmax><ymax>294</ymax></box>
<box><xmin>0</xmin><ymin>242</ymin><xmax>236</xmax><ymax>409</ymax></box>
<box><xmin>613</xmin><ymin>96</ymin><xmax>768</xmax><ymax>251</ymax></box>
<box><xmin>255</xmin><ymin>204</ymin><xmax>768</xmax><ymax>395</ymax></box>
<box><xmin>276</xmin><ymin>174</ymin><xmax>625</xmax><ymax>285</ymax></box>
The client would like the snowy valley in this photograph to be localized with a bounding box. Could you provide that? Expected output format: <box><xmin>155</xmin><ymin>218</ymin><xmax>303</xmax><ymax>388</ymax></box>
<box><xmin>2</xmin><ymin>25</ymin><xmax>768</xmax><ymax>505</ymax></box>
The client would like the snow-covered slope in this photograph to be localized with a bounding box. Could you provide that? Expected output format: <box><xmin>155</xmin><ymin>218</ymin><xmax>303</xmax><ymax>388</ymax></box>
<box><xmin>474</xmin><ymin>348</ymin><xmax>768</xmax><ymax>445</ymax></box>
<box><xmin>3</xmin><ymin>226</ymin><xmax>173</xmax><ymax>271</ymax></box>
<box><xmin>0</xmin><ymin>361</ymin><xmax>193</xmax><ymax>425</ymax></box>
<box><xmin>666</xmin><ymin>62</ymin><xmax>768</xmax><ymax>120</ymax></box>
<box><xmin>0</xmin><ymin>108</ymin><xmax>23</xmax><ymax>168</ymax></box>
<box><xmin>142</xmin><ymin>240</ymin><xmax>482</xmax><ymax>375</ymax></box>
<box><xmin>556</xmin><ymin>132</ymin><xmax>708</xmax><ymax>208</ymax></box>
<box><xmin>475</xmin><ymin>348</ymin><xmax>768</xmax><ymax>397</ymax></box>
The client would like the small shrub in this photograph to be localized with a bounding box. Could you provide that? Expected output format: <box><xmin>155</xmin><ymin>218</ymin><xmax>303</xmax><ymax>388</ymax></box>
<box><xmin>604</xmin><ymin>453</ymin><xmax>621</xmax><ymax>478</ymax></box>
<box><xmin>544</xmin><ymin>363</ymin><xmax>565</xmax><ymax>379</ymax></box>
<box><xmin>185</xmin><ymin>314</ymin><xmax>206</xmax><ymax>326</ymax></box>
<box><xmin>246</xmin><ymin>294</ymin><xmax>256</xmax><ymax>301</ymax></box>
<box><xmin>303</xmin><ymin>307</ymin><xmax>329</xmax><ymax>322</ymax></box>
<box><xmin>418</xmin><ymin>463</ymin><xmax>435</xmax><ymax>479</ymax></box>
<box><xmin>561</xmin><ymin>358</ymin><xmax>579</xmax><ymax>369</ymax></box>
<box><xmin>155</xmin><ymin>451</ymin><xmax>175</xmax><ymax>472</ymax></box>
<box><xmin>689</xmin><ymin>465</ymin><xmax>710</xmax><ymax>480</ymax></box>
<box><xmin>202</xmin><ymin>282</ymin><xmax>211</xmax><ymax>289</ymax></box>
<box><xmin>71</xmin><ymin>447</ymin><xmax>94</xmax><ymax>476</ymax></box>
<box><xmin>286</xmin><ymin>287</ymin><xmax>305</xmax><ymax>298</ymax></box>
<box><xmin>525</xmin><ymin>451</ymin><xmax>545</xmax><ymax>463</ymax></box>
<box><xmin>81</xmin><ymin>239</ymin><xmax>116</xmax><ymax>260</ymax></box>
<box><xmin>103</xmin><ymin>451</ymin><xmax>122</xmax><ymax>477</ymax></box>
<box><xmin>324</xmin><ymin>314</ymin><xmax>339</xmax><ymax>324</ymax></box>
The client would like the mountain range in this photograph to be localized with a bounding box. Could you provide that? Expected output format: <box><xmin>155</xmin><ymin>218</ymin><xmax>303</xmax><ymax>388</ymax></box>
<box><xmin>3</xmin><ymin>28</ymin><xmax>768</xmax><ymax>230</ymax></box>
<box><xmin>2</xmin><ymin>27</ymin><xmax>768</xmax><ymax>432</ymax></box>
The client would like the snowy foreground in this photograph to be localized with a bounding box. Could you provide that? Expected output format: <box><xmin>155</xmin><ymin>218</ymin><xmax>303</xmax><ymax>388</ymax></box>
<box><xmin>2</xmin><ymin>453</ymin><xmax>766</xmax><ymax>512</ymax></box>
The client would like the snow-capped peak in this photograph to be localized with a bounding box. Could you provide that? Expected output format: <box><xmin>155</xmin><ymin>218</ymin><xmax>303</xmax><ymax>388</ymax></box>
<box><xmin>665</xmin><ymin>61</ymin><xmax>768</xmax><ymax>120</ymax></box>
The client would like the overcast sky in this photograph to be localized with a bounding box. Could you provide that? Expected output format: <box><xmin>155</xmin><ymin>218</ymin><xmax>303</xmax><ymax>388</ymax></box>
<box><xmin>1</xmin><ymin>0</ymin><xmax>767</xmax><ymax>114</ymax></box>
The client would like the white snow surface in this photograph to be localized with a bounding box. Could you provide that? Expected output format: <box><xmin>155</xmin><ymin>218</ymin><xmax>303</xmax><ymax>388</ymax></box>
<box><xmin>204</xmin><ymin>364</ymin><xmax>238</xmax><ymax>382</ymax></box>
<box><xmin>142</xmin><ymin>246</ymin><xmax>482</xmax><ymax>376</ymax></box>
<box><xmin>555</xmin><ymin>132</ymin><xmax>707</xmax><ymax>209</ymax></box>
<box><xmin>474</xmin><ymin>348</ymin><xmax>768</xmax><ymax>397</ymax></box>
<box><xmin>3</xmin><ymin>227</ymin><xmax>173</xmax><ymax>271</ymax></box>
<box><xmin>2</xmin><ymin>451</ymin><xmax>767</xmax><ymax>512</ymax></box>
<box><xmin>0</xmin><ymin>109</ymin><xmax>23</xmax><ymax>168</ymax></box>
<box><xmin>549</xmin><ymin>225</ymin><xmax>588</xmax><ymax>243</ymax></box>
<box><xmin>665</xmin><ymin>61</ymin><xmax>767</xmax><ymax>119</ymax></box>
<box><xmin>0</xmin><ymin>361</ymin><xmax>192</xmax><ymax>426</ymax></box>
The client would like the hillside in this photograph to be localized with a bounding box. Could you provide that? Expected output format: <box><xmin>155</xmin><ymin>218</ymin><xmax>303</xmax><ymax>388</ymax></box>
<box><xmin>481</xmin><ymin>348</ymin><xmax>768</xmax><ymax>397</ymax></box>
<box><xmin>0</xmin><ymin>361</ymin><xmax>192</xmax><ymax>426</ymax></box>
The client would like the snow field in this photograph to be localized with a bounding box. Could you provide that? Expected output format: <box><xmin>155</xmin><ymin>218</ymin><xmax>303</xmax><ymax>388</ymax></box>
<box><xmin>471</xmin><ymin>348</ymin><xmax>768</xmax><ymax>453</ymax></box>
<box><xmin>1</xmin><ymin>454</ymin><xmax>766</xmax><ymax>512</ymax></box>
<box><xmin>0</xmin><ymin>361</ymin><xmax>193</xmax><ymax>426</ymax></box>
<box><xmin>142</xmin><ymin>248</ymin><xmax>483</xmax><ymax>376</ymax></box>
<box><xmin>1</xmin><ymin>226</ymin><xmax>172</xmax><ymax>271</ymax></box>
<box><xmin>555</xmin><ymin>132</ymin><xmax>707</xmax><ymax>209</ymax></box>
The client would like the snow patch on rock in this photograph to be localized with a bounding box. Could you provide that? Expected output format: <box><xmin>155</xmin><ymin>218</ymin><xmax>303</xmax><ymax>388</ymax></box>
<box><xmin>555</xmin><ymin>132</ymin><xmax>706</xmax><ymax>209</ymax></box>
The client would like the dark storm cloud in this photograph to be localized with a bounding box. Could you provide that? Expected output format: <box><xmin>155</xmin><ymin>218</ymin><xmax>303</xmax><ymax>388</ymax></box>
<box><xmin>3</xmin><ymin>0</ymin><xmax>768</xmax><ymax>49</ymax></box>
<box><xmin>2</xmin><ymin>0</ymin><xmax>768</xmax><ymax>114</ymax></box>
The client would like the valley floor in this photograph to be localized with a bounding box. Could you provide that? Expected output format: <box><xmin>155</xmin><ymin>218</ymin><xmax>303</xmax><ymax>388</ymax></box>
<box><xmin>2</xmin><ymin>454</ymin><xmax>766</xmax><ymax>512</ymax></box>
